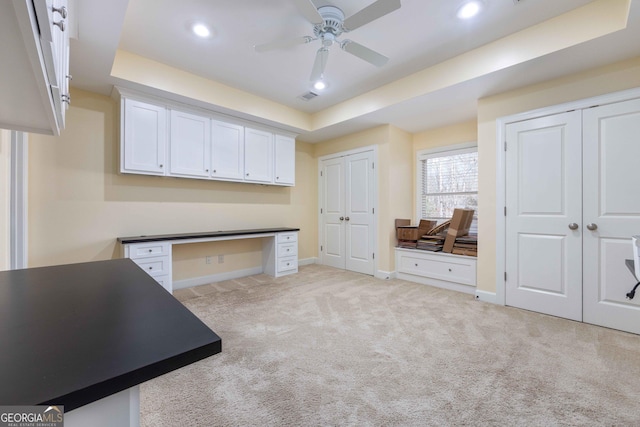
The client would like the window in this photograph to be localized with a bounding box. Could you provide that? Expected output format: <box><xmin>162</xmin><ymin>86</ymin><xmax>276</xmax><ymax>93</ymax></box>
<box><xmin>417</xmin><ymin>143</ymin><xmax>478</xmax><ymax>231</ymax></box>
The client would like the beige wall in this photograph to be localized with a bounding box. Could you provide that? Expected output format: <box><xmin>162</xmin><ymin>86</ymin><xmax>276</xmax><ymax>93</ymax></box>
<box><xmin>0</xmin><ymin>130</ymin><xmax>9</xmax><ymax>270</ymax></box>
<box><xmin>477</xmin><ymin>56</ymin><xmax>640</xmax><ymax>293</ymax></box>
<box><xmin>27</xmin><ymin>89</ymin><xmax>318</xmax><ymax>278</ymax></box>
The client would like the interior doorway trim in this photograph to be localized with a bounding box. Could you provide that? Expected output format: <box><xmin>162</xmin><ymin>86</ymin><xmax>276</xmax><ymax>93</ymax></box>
<box><xmin>494</xmin><ymin>86</ymin><xmax>640</xmax><ymax>305</ymax></box>
<box><xmin>317</xmin><ymin>145</ymin><xmax>378</xmax><ymax>276</ymax></box>
<box><xmin>10</xmin><ymin>131</ymin><xmax>28</xmax><ymax>269</ymax></box>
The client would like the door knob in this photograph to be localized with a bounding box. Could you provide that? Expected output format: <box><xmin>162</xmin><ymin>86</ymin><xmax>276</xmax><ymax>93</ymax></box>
<box><xmin>339</xmin><ymin>217</ymin><xmax>344</xmax><ymax>221</ymax></box>
<box><xmin>345</xmin><ymin>217</ymin><xmax>350</xmax><ymax>221</ymax></box>
<box><xmin>568</xmin><ymin>223</ymin><xmax>579</xmax><ymax>230</ymax></box>
<box><xmin>586</xmin><ymin>223</ymin><xmax>598</xmax><ymax>231</ymax></box>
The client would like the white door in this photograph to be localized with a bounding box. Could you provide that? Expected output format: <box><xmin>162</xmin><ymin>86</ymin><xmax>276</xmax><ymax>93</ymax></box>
<box><xmin>321</xmin><ymin>157</ymin><xmax>346</xmax><ymax>269</ymax></box>
<box><xmin>583</xmin><ymin>98</ymin><xmax>640</xmax><ymax>334</ymax></box>
<box><xmin>345</xmin><ymin>151</ymin><xmax>375</xmax><ymax>275</ymax></box>
<box><xmin>505</xmin><ymin>111</ymin><xmax>583</xmax><ymax>321</ymax></box>
<box><xmin>320</xmin><ymin>150</ymin><xmax>375</xmax><ymax>275</ymax></box>
<box><xmin>211</xmin><ymin>121</ymin><xmax>244</xmax><ymax>180</ymax></box>
<box><xmin>123</xmin><ymin>99</ymin><xmax>167</xmax><ymax>175</ymax></box>
<box><xmin>244</xmin><ymin>127</ymin><xmax>273</xmax><ymax>183</ymax></box>
<box><xmin>169</xmin><ymin>110</ymin><xmax>211</xmax><ymax>178</ymax></box>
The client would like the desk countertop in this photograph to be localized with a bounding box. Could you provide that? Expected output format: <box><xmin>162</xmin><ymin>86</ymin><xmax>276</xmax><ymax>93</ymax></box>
<box><xmin>0</xmin><ymin>259</ymin><xmax>221</xmax><ymax>411</ymax></box>
<box><xmin>118</xmin><ymin>227</ymin><xmax>300</xmax><ymax>244</ymax></box>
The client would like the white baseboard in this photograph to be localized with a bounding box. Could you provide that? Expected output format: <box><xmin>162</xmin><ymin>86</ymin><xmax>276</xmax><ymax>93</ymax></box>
<box><xmin>298</xmin><ymin>257</ymin><xmax>317</xmax><ymax>266</ymax></box>
<box><xmin>173</xmin><ymin>266</ymin><xmax>264</xmax><ymax>290</ymax></box>
<box><xmin>475</xmin><ymin>290</ymin><xmax>498</xmax><ymax>304</ymax></box>
<box><xmin>375</xmin><ymin>270</ymin><xmax>395</xmax><ymax>280</ymax></box>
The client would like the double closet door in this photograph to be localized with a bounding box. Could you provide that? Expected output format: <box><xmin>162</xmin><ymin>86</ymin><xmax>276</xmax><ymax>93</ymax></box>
<box><xmin>319</xmin><ymin>150</ymin><xmax>375</xmax><ymax>275</ymax></box>
<box><xmin>505</xmin><ymin>98</ymin><xmax>640</xmax><ymax>334</ymax></box>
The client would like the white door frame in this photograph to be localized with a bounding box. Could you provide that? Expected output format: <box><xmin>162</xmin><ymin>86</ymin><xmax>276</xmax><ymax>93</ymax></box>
<box><xmin>10</xmin><ymin>131</ymin><xmax>28</xmax><ymax>269</ymax></box>
<box><xmin>318</xmin><ymin>145</ymin><xmax>378</xmax><ymax>276</ymax></box>
<box><xmin>494</xmin><ymin>86</ymin><xmax>640</xmax><ymax>305</ymax></box>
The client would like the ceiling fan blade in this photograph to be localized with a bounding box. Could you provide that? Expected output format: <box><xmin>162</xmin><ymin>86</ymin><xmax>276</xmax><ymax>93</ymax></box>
<box><xmin>254</xmin><ymin>36</ymin><xmax>312</xmax><ymax>53</ymax></box>
<box><xmin>292</xmin><ymin>0</ymin><xmax>324</xmax><ymax>25</ymax></box>
<box><xmin>341</xmin><ymin>40</ymin><xmax>388</xmax><ymax>67</ymax></box>
<box><xmin>310</xmin><ymin>48</ymin><xmax>329</xmax><ymax>81</ymax></box>
<box><xmin>343</xmin><ymin>0</ymin><xmax>401</xmax><ymax>31</ymax></box>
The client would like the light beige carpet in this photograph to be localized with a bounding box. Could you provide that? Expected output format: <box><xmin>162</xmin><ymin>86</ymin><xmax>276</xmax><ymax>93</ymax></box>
<box><xmin>141</xmin><ymin>264</ymin><xmax>640</xmax><ymax>426</ymax></box>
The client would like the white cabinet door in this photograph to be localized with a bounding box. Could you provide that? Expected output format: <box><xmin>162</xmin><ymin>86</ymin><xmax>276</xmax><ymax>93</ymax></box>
<box><xmin>321</xmin><ymin>157</ymin><xmax>346</xmax><ymax>269</ymax></box>
<box><xmin>244</xmin><ymin>127</ymin><xmax>273</xmax><ymax>183</ymax></box>
<box><xmin>170</xmin><ymin>110</ymin><xmax>211</xmax><ymax>178</ymax></box>
<box><xmin>211</xmin><ymin>121</ymin><xmax>244</xmax><ymax>180</ymax></box>
<box><xmin>274</xmin><ymin>135</ymin><xmax>295</xmax><ymax>185</ymax></box>
<box><xmin>122</xmin><ymin>99</ymin><xmax>167</xmax><ymax>175</ymax></box>
<box><xmin>505</xmin><ymin>111</ymin><xmax>583</xmax><ymax>321</ymax></box>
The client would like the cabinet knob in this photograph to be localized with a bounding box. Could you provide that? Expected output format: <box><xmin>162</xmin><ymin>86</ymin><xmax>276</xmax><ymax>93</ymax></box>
<box><xmin>148</xmin><ymin>249</ymin><xmax>152</xmax><ymax>253</ymax></box>
<box><xmin>52</xmin><ymin>5</ymin><xmax>67</xmax><ymax>18</ymax></box>
<box><xmin>213</xmin><ymin>170</ymin><xmax>216</xmax><ymax>173</ymax></box>
<box><xmin>159</xmin><ymin>164</ymin><xmax>163</xmax><ymax>168</ymax></box>
<box><xmin>276</xmin><ymin>176</ymin><xmax>279</xmax><ymax>180</ymax></box>
<box><xmin>53</xmin><ymin>20</ymin><xmax>65</xmax><ymax>31</ymax></box>
<box><xmin>148</xmin><ymin>267</ymin><xmax>153</xmax><ymax>270</ymax></box>
<box><xmin>448</xmin><ymin>268</ymin><xmax>452</xmax><ymax>272</ymax></box>
<box><xmin>246</xmin><ymin>173</ymin><xmax>249</xmax><ymax>176</ymax></box>
<box><xmin>206</xmin><ymin>169</ymin><xmax>209</xmax><ymax>172</ymax></box>
<box><xmin>415</xmin><ymin>263</ymin><xmax>418</xmax><ymax>267</ymax></box>
<box><xmin>287</xmin><ymin>263</ymin><xmax>290</xmax><ymax>266</ymax></box>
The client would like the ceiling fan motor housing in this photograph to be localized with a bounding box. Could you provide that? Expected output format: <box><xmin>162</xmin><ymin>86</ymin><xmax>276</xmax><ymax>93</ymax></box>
<box><xmin>314</xmin><ymin>5</ymin><xmax>346</xmax><ymax>43</ymax></box>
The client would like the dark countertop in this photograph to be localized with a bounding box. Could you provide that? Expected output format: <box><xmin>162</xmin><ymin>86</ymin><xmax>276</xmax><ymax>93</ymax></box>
<box><xmin>0</xmin><ymin>259</ymin><xmax>221</xmax><ymax>411</ymax></box>
<box><xmin>118</xmin><ymin>227</ymin><xmax>300</xmax><ymax>244</ymax></box>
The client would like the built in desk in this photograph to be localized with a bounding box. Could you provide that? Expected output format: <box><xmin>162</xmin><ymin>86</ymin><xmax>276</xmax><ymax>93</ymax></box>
<box><xmin>118</xmin><ymin>227</ymin><xmax>300</xmax><ymax>293</ymax></box>
<box><xmin>0</xmin><ymin>259</ymin><xmax>221</xmax><ymax>426</ymax></box>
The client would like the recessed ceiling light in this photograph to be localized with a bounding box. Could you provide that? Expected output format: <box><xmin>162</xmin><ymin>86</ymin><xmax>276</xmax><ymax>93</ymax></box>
<box><xmin>457</xmin><ymin>1</ymin><xmax>483</xmax><ymax>19</ymax></box>
<box><xmin>192</xmin><ymin>23</ymin><xmax>211</xmax><ymax>38</ymax></box>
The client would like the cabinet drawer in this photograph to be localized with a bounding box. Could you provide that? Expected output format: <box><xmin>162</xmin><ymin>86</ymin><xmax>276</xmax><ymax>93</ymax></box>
<box><xmin>277</xmin><ymin>232</ymin><xmax>297</xmax><ymax>243</ymax></box>
<box><xmin>131</xmin><ymin>256</ymin><xmax>170</xmax><ymax>278</ymax></box>
<box><xmin>153</xmin><ymin>275</ymin><xmax>172</xmax><ymax>293</ymax></box>
<box><xmin>399</xmin><ymin>254</ymin><xmax>475</xmax><ymax>286</ymax></box>
<box><xmin>278</xmin><ymin>242</ymin><xmax>298</xmax><ymax>258</ymax></box>
<box><xmin>277</xmin><ymin>256</ymin><xmax>297</xmax><ymax>273</ymax></box>
<box><xmin>128</xmin><ymin>242</ymin><xmax>170</xmax><ymax>259</ymax></box>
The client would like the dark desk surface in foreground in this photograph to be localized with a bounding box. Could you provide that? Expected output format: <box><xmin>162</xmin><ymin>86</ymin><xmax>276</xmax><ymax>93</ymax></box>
<box><xmin>117</xmin><ymin>227</ymin><xmax>300</xmax><ymax>244</ymax></box>
<box><xmin>0</xmin><ymin>259</ymin><xmax>221</xmax><ymax>411</ymax></box>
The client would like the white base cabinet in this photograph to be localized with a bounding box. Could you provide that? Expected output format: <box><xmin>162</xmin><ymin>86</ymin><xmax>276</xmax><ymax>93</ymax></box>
<box><xmin>122</xmin><ymin>242</ymin><xmax>173</xmax><ymax>293</ymax></box>
<box><xmin>395</xmin><ymin>248</ymin><xmax>477</xmax><ymax>295</ymax></box>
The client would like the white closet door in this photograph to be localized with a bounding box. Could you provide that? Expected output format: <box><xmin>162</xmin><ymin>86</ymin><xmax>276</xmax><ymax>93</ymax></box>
<box><xmin>321</xmin><ymin>157</ymin><xmax>346</xmax><ymax>269</ymax></box>
<box><xmin>345</xmin><ymin>151</ymin><xmax>375</xmax><ymax>275</ymax></box>
<box><xmin>505</xmin><ymin>111</ymin><xmax>583</xmax><ymax>321</ymax></box>
<box><xmin>583</xmin><ymin>98</ymin><xmax>640</xmax><ymax>334</ymax></box>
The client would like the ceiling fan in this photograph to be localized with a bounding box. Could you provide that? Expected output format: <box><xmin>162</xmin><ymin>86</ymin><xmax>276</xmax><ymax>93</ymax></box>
<box><xmin>254</xmin><ymin>0</ymin><xmax>401</xmax><ymax>84</ymax></box>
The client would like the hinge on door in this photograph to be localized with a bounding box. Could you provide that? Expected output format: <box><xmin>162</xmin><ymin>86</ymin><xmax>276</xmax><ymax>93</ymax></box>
<box><xmin>320</xmin><ymin>171</ymin><xmax>323</xmax><ymax>177</ymax></box>
<box><xmin>504</xmin><ymin>141</ymin><xmax>507</xmax><ymax>151</ymax></box>
<box><xmin>372</xmin><ymin>208</ymin><xmax>375</xmax><ymax>214</ymax></box>
<box><xmin>373</xmin><ymin>253</ymin><xmax>375</xmax><ymax>260</ymax></box>
<box><xmin>372</xmin><ymin>162</ymin><xmax>375</xmax><ymax>169</ymax></box>
<box><xmin>321</xmin><ymin>246</ymin><xmax>323</xmax><ymax>252</ymax></box>
<box><xmin>321</xmin><ymin>208</ymin><xmax>323</xmax><ymax>214</ymax></box>
<box><xmin>504</xmin><ymin>206</ymin><xmax>507</xmax><ymax>216</ymax></box>
<box><xmin>504</xmin><ymin>272</ymin><xmax>507</xmax><ymax>281</ymax></box>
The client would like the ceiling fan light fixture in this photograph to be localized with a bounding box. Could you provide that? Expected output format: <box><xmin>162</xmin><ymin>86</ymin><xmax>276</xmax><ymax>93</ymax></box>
<box><xmin>313</xmin><ymin>80</ymin><xmax>327</xmax><ymax>91</ymax></box>
<box><xmin>457</xmin><ymin>1</ymin><xmax>483</xmax><ymax>19</ymax></box>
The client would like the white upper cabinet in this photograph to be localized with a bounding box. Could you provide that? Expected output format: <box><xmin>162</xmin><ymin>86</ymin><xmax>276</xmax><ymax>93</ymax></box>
<box><xmin>211</xmin><ymin>120</ymin><xmax>244</xmax><ymax>180</ymax></box>
<box><xmin>244</xmin><ymin>128</ymin><xmax>273</xmax><ymax>184</ymax></box>
<box><xmin>170</xmin><ymin>110</ymin><xmax>211</xmax><ymax>178</ymax></box>
<box><xmin>0</xmin><ymin>0</ymin><xmax>71</xmax><ymax>135</ymax></box>
<box><xmin>274</xmin><ymin>135</ymin><xmax>296</xmax><ymax>186</ymax></box>
<box><xmin>117</xmin><ymin>91</ymin><xmax>296</xmax><ymax>186</ymax></box>
<box><xmin>122</xmin><ymin>98</ymin><xmax>167</xmax><ymax>175</ymax></box>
